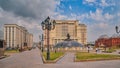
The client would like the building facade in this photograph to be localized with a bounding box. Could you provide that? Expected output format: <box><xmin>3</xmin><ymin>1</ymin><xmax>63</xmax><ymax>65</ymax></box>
<box><xmin>43</xmin><ymin>20</ymin><xmax>87</xmax><ymax>48</ymax></box>
<box><xmin>4</xmin><ymin>24</ymin><xmax>33</xmax><ymax>49</ymax></box>
<box><xmin>95</xmin><ymin>34</ymin><xmax>120</xmax><ymax>48</ymax></box>
<box><xmin>27</xmin><ymin>33</ymin><xmax>33</xmax><ymax>47</ymax></box>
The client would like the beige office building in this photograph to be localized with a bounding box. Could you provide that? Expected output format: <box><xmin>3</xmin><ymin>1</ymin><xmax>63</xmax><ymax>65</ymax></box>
<box><xmin>27</xmin><ymin>33</ymin><xmax>33</xmax><ymax>47</ymax></box>
<box><xmin>43</xmin><ymin>20</ymin><xmax>87</xmax><ymax>48</ymax></box>
<box><xmin>4</xmin><ymin>24</ymin><xmax>33</xmax><ymax>48</ymax></box>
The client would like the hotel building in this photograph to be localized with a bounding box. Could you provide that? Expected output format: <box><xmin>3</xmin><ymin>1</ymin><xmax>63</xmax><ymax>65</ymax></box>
<box><xmin>43</xmin><ymin>20</ymin><xmax>87</xmax><ymax>48</ymax></box>
<box><xmin>4</xmin><ymin>24</ymin><xmax>33</xmax><ymax>49</ymax></box>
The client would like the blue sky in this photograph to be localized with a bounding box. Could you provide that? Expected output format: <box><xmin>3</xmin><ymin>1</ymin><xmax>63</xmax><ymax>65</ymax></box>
<box><xmin>0</xmin><ymin>0</ymin><xmax>119</xmax><ymax>42</ymax></box>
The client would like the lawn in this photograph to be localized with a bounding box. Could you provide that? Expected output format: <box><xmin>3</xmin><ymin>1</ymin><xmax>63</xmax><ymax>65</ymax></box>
<box><xmin>5</xmin><ymin>50</ymin><xmax>19</xmax><ymax>53</ymax></box>
<box><xmin>76</xmin><ymin>52</ymin><xmax>120</xmax><ymax>61</ymax></box>
<box><xmin>42</xmin><ymin>52</ymin><xmax>64</xmax><ymax>61</ymax></box>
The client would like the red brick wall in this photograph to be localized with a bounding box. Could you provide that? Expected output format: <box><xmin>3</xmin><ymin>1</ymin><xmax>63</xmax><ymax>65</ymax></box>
<box><xmin>95</xmin><ymin>38</ymin><xmax>120</xmax><ymax>47</ymax></box>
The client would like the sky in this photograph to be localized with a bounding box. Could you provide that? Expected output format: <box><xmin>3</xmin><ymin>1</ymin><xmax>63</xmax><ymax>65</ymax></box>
<box><xmin>0</xmin><ymin>0</ymin><xmax>120</xmax><ymax>42</ymax></box>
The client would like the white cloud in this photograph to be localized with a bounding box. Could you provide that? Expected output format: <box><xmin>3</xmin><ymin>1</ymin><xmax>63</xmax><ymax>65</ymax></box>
<box><xmin>0</xmin><ymin>0</ymin><xmax>60</xmax><ymax>42</ymax></box>
<box><xmin>87</xmin><ymin>22</ymin><xmax>115</xmax><ymax>42</ymax></box>
<box><xmin>97</xmin><ymin>22</ymin><xmax>109</xmax><ymax>28</ymax></box>
<box><xmin>100</xmin><ymin>0</ymin><xmax>108</xmax><ymax>7</ymax></box>
<box><xmin>100</xmin><ymin>0</ymin><xmax>115</xmax><ymax>7</ymax></box>
<box><xmin>104</xmin><ymin>13</ymin><xmax>114</xmax><ymax>20</ymax></box>
<box><xmin>89</xmin><ymin>9</ymin><xmax>103</xmax><ymax>21</ymax></box>
<box><xmin>69</xmin><ymin>5</ymin><xmax>72</xmax><ymax>10</ymax></box>
<box><xmin>85</xmin><ymin>0</ymin><xmax>96</xmax><ymax>3</ymax></box>
<box><xmin>88</xmin><ymin>9</ymin><xmax>114</xmax><ymax>22</ymax></box>
<box><xmin>117</xmin><ymin>13</ymin><xmax>120</xmax><ymax>16</ymax></box>
<box><xmin>52</xmin><ymin>12</ymin><xmax>67</xmax><ymax>20</ymax></box>
<box><xmin>83</xmin><ymin>0</ymin><xmax>96</xmax><ymax>5</ymax></box>
<box><xmin>83</xmin><ymin>0</ymin><xmax>115</xmax><ymax>8</ymax></box>
<box><xmin>0</xmin><ymin>0</ymin><xmax>61</xmax><ymax>20</ymax></box>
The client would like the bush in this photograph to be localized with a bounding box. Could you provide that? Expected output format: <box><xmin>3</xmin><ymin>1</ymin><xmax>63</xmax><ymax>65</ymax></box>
<box><xmin>105</xmin><ymin>49</ymin><xmax>116</xmax><ymax>53</ymax></box>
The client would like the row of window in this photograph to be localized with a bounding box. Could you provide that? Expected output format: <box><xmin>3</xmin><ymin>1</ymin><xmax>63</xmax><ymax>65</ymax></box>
<box><xmin>5</xmin><ymin>27</ymin><xmax>14</xmax><ymax>47</ymax></box>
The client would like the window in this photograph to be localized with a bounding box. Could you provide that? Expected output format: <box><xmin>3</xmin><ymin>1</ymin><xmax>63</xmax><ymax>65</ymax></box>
<box><xmin>12</xmin><ymin>27</ymin><xmax>14</xmax><ymax>47</ymax></box>
<box><xmin>62</xmin><ymin>25</ymin><xmax>68</xmax><ymax>37</ymax></box>
<box><xmin>5</xmin><ymin>27</ymin><xmax>7</xmax><ymax>41</ymax></box>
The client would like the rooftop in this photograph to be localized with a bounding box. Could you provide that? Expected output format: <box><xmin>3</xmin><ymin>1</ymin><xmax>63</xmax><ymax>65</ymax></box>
<box><xmin>111</xmin><ymin>34</ymin><xmax>120</xmax><ymax>38</ymax></box>
<box><xmin>98</xmin><ymin>34</ymin><xmax>120</xmax><ymax>39</ymax></box>
<box><xmin>99</xmin><ymin>35</ymin><xmax>109</xmax><ymax>39</ymax></box>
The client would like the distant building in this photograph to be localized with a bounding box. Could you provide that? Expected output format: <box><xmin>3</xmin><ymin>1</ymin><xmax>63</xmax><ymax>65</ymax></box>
<box><xmin>95</xmin><ymin>34</ymin><xmax>120</xmax><ymax>48</ymax></box>
<box><xmin>43</xmin><ymin>20</ymin><xmax>87</xmax><ymax>48</ymax></box>
<box><xmin>4</xmin><ymin>24</ymin><xmax>33</xmax><ymax>49</ymax></box>
<box><xmin>27</xmin><ymin>33</ymin><xmax>33</xmax><ymax>47</ymax></box>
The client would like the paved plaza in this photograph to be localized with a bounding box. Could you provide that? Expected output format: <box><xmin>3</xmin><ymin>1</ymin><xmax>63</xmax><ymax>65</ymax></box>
<box><xmin>56</xmin><ymin>52</ymin><xmax>75</xmax><ymax>64</ymax></box>
<box><xmin>0</xmin><ymin>48</ymin><xmax>120</xmax><ymax>68</ymax></box>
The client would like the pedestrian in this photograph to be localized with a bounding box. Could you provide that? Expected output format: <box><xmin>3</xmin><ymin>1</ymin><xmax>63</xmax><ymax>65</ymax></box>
<box><xmin>96</xmin><ymin>48</ymin><xmax>98</xmax><ymax>53</ymax></box>
<box><xmin>55</xmin><ymin>49</ymin><xmax>56</xmax><ymax>53</ymax></box>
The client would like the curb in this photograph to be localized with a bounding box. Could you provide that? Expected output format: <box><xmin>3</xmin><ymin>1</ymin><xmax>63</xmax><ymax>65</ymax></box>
<box><xmin>74</xmin><ymin>58</ymin><xmax>120</xmax><ymax>62</ymax></box>
<box><xmin>41</xmin><ymin>53</ymin><xmax>66</xmax><ymax>64</ymax></box>
<box><xmin>0</xmin><ymin>55</ymin><xmax>9</xmax><ymax>59</ymax></box>
<box><xmin>0</xmin><ymin>56</ymin><xmax>5</xmax><ymax>59</ymax></box>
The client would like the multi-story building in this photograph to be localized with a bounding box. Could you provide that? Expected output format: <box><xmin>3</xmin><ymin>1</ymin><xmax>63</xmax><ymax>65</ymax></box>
<box><xmin>95</xmin><ymin>35</ymin><xmax>109</xmax><ymax>47</ymax></box>
<box><xmin>95</xmin><ymin>34</ymin><xmax>120</xmax><ymax>48</ymax></box>
<box><xmin>43</xmin><ymin>20</ymin><xmax>87</xmax><ymax>48</ymax></box>
<box><xmin>27</xmin><ymin>33</ymin><xmax>33</xmax><ymax>47</ymax></box>
<box><xmin>4</xmin><ymin>24</ymin><xmax>33</xmax><ymax>49</ymax></box>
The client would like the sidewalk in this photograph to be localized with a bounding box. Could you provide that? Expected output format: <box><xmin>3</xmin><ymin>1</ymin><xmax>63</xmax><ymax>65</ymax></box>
<box><xmin>0</xmin><ymin>47</ymin><xmax>43</xmax><ymax>68</ymax></box>
<box><xmin>56</xmin><ymin>52</ymin><xmax>75</xmax><ymax>64</ymax></box>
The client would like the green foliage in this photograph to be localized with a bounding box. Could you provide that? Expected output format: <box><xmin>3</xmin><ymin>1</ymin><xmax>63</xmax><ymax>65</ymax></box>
<box><xmin>43</xmin><ymin>52</ymin><xmax>64</xmax><ymax>60</ymax></box>
<box><xmin>76</xmin><ymin>52</ymin><xmax>120</xmax><ymax>60</ymax></box>
<box><xmin>104</xmin><ymin>48</ymin><xmax>116</xmax><ymax>53</ymax></box>
<box><xmin>105</xmin><ymin>49</ymin><xmax>116</xmax><ymax>53</ymax></box>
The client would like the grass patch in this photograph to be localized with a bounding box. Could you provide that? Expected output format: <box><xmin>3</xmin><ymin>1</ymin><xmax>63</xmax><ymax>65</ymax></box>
<box><xmin>76</xmin><ymin>52</ymin><xmax>120</xmax><ymax>61</ymax></box>
<box><xmin>5</xmin><ymin>50</ymin><xmax>19</xmax><ymax>53</ymax></box>
<box><xmin>106</xmin><ymin>50</ymin><xmax>116</xmax><ymax>53</ymax></box>
<box><xmin>104</xmin><ymin>49</ymin><xmax>116</xmax><ymax>53</ymax></box>
<box><xmin>42</xmin><ymin>52</ymin><xmax>64</xmax><ymax>61</ymax></box>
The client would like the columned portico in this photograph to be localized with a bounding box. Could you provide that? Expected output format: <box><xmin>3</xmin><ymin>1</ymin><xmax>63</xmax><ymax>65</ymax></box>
<box><xmin>4</xmin><ymin>24</ymin><xmax>33</xmax><ymax>49</ymax></box>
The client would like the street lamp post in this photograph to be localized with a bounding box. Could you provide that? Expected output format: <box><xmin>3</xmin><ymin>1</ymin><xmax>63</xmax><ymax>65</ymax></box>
<box><xmin>87</xmin><ymin>45</ymin><xmax>90</xmax><ymax>53</ymax></box>
<box><xmin>115</xmin><ymin>26</ymin><xmax>120</xmax><ymax>34</ymax></box>
<box><xmin>41</xmin><ymin>16</ymin><xmax>56</xmax><ymax>60</ymax></box>
<box><xmin>39</xmin><ymin>34</ymin><xmax>44</xmax><ymax>52</ymax></box>
<box><xmin>115</xmin><ymin>26</ymin><xmax>120</xmax><ymax>48</ymax></box>
<box><xmin>39</xmin><ymin>35</ymin><xmax>42</xmax><ymax>50</ymax></box>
